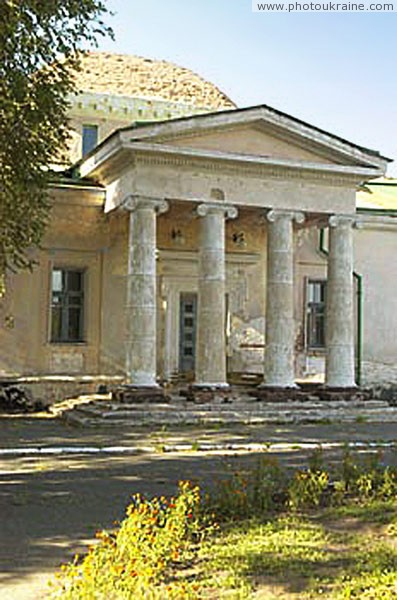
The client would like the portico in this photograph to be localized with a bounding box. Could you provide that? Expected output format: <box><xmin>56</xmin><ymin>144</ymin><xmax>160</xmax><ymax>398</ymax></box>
<box><xmin>79</xmin><ymin>105</ymin><xmax>388</xmax><ymax>394</ymax></box>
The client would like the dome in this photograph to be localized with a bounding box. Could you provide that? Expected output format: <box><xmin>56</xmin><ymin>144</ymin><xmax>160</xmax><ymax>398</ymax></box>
<box><xmin>74</xmin><ymin>52</ymin><xmax>236</xmax><ymax>110</ymax></box>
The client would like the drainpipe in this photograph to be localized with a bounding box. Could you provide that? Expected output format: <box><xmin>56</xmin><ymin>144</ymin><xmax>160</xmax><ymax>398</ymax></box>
<box><xmin>319</xmin><ymin>228</ymin><xmax>362</xmax><ymax>386</ymax></box>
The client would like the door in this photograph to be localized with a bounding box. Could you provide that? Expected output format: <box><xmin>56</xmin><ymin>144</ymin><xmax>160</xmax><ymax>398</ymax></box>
<box><xmin>179</xmin><ymin>293</ymin><xmax>197</xmax><ymax>374</ymax></box>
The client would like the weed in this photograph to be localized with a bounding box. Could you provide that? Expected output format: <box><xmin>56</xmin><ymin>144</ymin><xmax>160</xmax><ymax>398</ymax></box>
<box><xmin>355</xmin><ymin>414</ymin><xmax>368</xmax><ymax>424</ymax></box>
<box><xmin>50</xmin><ymin>481</ymin><xmax>208</xmax><ymax>599</ymax></box>
<box><xmin>50</xmin><ymin>453</ymin><xmax>397</xmax><ymax>599</ymax></box>
<box><xmin>289</xmin><ymin>468</ymin><xmax>329</xmax><ymax>510</ymax></box>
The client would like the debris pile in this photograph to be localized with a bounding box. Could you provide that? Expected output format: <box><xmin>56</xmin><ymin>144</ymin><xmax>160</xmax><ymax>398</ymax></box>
<box><xmin>0</xmin><ymin>386</ymin><xmax>46</xmax><ymax>413</ymax></box>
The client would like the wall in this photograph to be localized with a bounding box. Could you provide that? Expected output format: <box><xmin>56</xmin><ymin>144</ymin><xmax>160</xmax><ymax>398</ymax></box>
<box><xmin>67</xmin><ymin>92</ymin><xmax>215</xmax><ymax>164</ymax></box>
<box><xmin>0</xmin><ymin>187</ymin><xmax>106</xmax><ymax>376</ymax></box>
<box><xmin>354</xmin><ymin>220</ymin><xmax>397</xmax><ymax>384</ymax></box>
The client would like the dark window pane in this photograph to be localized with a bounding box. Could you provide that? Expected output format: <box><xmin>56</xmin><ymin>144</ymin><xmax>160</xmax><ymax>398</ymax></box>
<box><xmin>67</xmin><ymin>271</ymin><xmax>83</xmax><ymax>292</ymax></box>
<box><xmin>307</xmin><ymin>280</ymin><xmax>326</xmax><ymax>349</ymax></box>
<box><xmin>51</xmin><ymin>268</ymin><xmax>84</xmax><ymax>343</ymax></box>
<box><xmin>82</xmin><ymin>125</ymin><xmax>98</xmax><ymax>156</ymax></box>
<box><xmin>51</xmin><ymin>306</ymin><xmax>62</xmax><ymax>341</ymax></box>
<box><xmin>68</xmin><ymin>308</ymin><xmax>82</xmax><ymax>341</ymax></box>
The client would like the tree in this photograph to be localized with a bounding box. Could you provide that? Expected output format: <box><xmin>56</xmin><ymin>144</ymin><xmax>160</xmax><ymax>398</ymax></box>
<box><xmin>0</xmin><ymin>0</ymin><xmax>113</xmax><ymax>287</ymax></box>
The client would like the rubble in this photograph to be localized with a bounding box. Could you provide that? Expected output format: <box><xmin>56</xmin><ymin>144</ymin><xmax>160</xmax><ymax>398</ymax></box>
<box><xmin>0</xmin><ymin>386</ymin><xmax>47</xmax><ymax>414</ymax></box>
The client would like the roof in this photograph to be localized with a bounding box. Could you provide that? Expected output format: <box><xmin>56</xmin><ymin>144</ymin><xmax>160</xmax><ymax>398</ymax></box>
<box><xmin>357</xmin><ymin>178</ymin><xmax>397</xmax><ymax>212</ymax></box>
<box><xmin>117</xmin><ymin>103</ymin><xmax>391</xmax><ymax>163</ymax></box>
<box><xmin>73</xmin><ymin>52</ymin><xmax>235</xmax><ymax>110</ymax></box>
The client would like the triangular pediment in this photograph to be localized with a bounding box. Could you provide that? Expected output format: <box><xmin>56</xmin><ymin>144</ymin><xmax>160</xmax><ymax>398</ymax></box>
<box><xmin>80</xmin><ymin>104</ymin><xmax>389</xmax><ymax>183</ymax></box>
<box><xmin>160</xmin><ymin>124</ymin><xmax>343</xmax><ymax>165</ymax></box>
<box><xmin>122</xmin><ymin>105</ymin><xmax>389</xmax><ymax>170</ymax></box>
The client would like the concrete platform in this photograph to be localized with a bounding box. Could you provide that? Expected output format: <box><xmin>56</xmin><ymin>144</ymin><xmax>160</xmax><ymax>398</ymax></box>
<box><xmin>58</xmin><ymin>389</ymin><xmax>397</xmax><ymax>427</ymax></box>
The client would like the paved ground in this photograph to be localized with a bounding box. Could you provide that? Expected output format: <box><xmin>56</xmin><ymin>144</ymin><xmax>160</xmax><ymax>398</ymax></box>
<box><xmin>1</xmin><ymin>415</ymin><xmax>397</xmax><ymax>599</ymax></box>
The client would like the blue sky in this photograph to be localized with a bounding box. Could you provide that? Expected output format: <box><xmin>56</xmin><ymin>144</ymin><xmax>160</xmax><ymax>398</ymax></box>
<box><xmin>96</xmin><ymin>0</ymin><xmax>397</xmax><ymax>174</ymax></box>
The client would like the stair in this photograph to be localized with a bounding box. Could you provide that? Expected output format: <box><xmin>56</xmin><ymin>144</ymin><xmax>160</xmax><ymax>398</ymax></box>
<box><xmin>61</xmin><ymin>394</ymin><xmax>397</xmax><ymax>427</ymax></box>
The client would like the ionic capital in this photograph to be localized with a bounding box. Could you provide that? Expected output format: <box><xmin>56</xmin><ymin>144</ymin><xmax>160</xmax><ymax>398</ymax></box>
<box><xmin>266</xmin><ymin>209</ymin><xmax>305</xmax><ymax>224</ymax></box>
<box><xmin>123</xmin><ymin>195</ymin><xmax>169</xmax><ymax>215</ymax></box>
<box><xmin>329</xmin><ymin>214</ymin><xmax>357</xmax><ymax>229</ymax></box>
<box><xmin>196</xmin><ymin>202</ymin><xmax>238</xmax><ymax>220</ymax></box>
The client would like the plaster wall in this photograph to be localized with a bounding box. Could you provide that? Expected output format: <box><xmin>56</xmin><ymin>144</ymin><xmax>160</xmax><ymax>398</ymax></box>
<box><xmin>354</xmin><ymin>224</ymin><xmax>397</xmax><ymax>375</ymax></box>
<box><xmin>294</xmin><ymin>228</ymin><xmax>327</xmax><ymax>380</ymax></box>
<box><xmin>98</xmin><ymin>206</ymin><xmax>268</xmax><ymax>378</ymax></box>
<box><xmin>66</xmin><ymin>93</ymin><xmax>214</xmax><ymax>164</ymax></box>
<box><xmin>2</xmin><ymin>192</ymin><xmax>395</xmax><ymax>387</ymax></box>
<box><xmin>0</xmin><ymin>191</ymin><xmax>106</xmax><ymax>375</ymax></box>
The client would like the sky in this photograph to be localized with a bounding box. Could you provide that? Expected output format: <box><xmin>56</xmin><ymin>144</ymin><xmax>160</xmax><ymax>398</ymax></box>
<box><xmin>95</xmin><ymin>0</ymin><xmax>397</xmax><ymax>175</ymax></box>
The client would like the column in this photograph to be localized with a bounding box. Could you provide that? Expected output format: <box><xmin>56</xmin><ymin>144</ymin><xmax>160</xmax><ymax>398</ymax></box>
<box><xmin>325</xmin><ymin>215</ymin><xmax>356</xmax><ymax>388</ymax></box>
<box><xmin>261</xmin><ymin>210</ymin><xmax>304</xmax><ymax>388</ymax></box>
<box><xmin>195</xmin><ymin>203</ymin><xmax>237</xmax><ymax>387</ymax></box>
<box><xmin>124</xmin><ymin>196</ymin><xmax>168</xmax><ymax>387</ymax></box>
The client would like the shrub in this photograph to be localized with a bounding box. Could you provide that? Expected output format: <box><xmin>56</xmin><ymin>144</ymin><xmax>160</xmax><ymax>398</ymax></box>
<box><xmin>50</xmin><ymin>481</ymin><xmax>205</xmax><ymax>599</ymax></box>
<box><xmin>288</xmin><ymin>468</ymin><xmax>330</xmax><ymax>510</ymax></box>
<box><xmin>338</xmin><ymin>448</ymin><xmax>397</xmax><ymax>501</ymax></box>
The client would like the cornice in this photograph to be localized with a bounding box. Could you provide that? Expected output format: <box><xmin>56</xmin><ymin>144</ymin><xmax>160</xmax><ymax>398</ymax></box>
<box><xmin>355</xmin><ymin>214</ymin><xmax>397</xmax><ymax>231</ymax></box>
<box><xmin>121</xmin><ymin>106</ymin><xmax>389</xmax><ymax>170</ymax></box>
<box><xmin>131</xmin><ymin>145</ymin><xmax>379</xmax><ymax>187</ymax></box>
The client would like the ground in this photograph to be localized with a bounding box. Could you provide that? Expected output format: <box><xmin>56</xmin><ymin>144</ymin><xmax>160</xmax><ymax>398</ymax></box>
<box><xmin>1</xmin><ymin>416</ymin><xmax>397</xmax><ymax>599</ymax></box>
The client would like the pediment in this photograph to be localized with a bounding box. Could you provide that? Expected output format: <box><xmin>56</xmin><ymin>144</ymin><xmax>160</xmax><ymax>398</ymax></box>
<box><xmin>160</xmin><ymin>124</ymin><xmax>344</xmax><ymax>166</ymax></box>
<box><xmin>81</xmin><ymin>105</ymin><xmax>389</xmax><ymax>183</ymax></box>
<box><xmin>119</xmin><ymin>105</ymin><xmax>390</xmax><ymax>171</ymax></box>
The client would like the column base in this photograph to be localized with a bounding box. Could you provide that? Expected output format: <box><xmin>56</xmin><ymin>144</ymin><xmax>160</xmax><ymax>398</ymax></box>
<box><xmin>112</xmin><ymin>385</ymin><xmax>170</xmax><ymax>404</ymax></box>
<box><xmin>258</xmin><ymin>382</ymin><xmax>298</xmax><ymax>389</ymax></box>
<box><xmin>180</xmin><ymin>384</ymin><xmax>231</xmax><ymax>404</ymax></box>
<box><xmin>250</xmin><ymin>385</ymin><xmax>303</xmax><ymax>402</ymax></box>
<box><xmin>318</xmin><ymin>386</ymin><xmax>367</xmax><ymax>402</ymax></box>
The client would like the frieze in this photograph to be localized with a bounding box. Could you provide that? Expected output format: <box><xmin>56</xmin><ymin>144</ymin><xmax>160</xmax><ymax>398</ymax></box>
<box><xmin>133</xmin><ymin>152</ymin><xmax>363</xmax><ymax>187</ymax></box>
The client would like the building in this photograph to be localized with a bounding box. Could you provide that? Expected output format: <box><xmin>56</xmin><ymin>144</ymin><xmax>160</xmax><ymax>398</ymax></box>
<box><xmin>1</xmin><ymin>52</ymin><xmax>396</xmax><ymax>399</ymax></box>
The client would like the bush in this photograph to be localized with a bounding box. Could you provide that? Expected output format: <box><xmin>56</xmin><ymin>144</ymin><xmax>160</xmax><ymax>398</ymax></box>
<box><xmin>50</xmin><ymin>481</ymin><xmax>205</xmax><ymax>599</ymax></box>
<box><xmin>337</xmin><ymin>448</ymin><xmax>397</xmax><ymax>501</ymax></box>
<box><xmin>288</xmin><ymin>468</ymin><xmax>330</xmax><ymax>510</ymax></box>
<box><xmin>50</xmin><ymin>452</ymin><xmax>397</xmax><ymax>599</ymax></box>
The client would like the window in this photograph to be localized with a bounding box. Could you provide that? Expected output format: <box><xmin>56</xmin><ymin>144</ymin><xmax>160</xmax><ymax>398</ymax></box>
<box><xmin>306</xmin><ymin>280</ymin><xmax>326</xmax><ymax>349</ymax></box>
<box><xmin>51</xmin><ymin>269</ymin><xmax>85</xmax><ymax>343</ymax></box>
<box><xmin>82</xmin><ymin>124</ymin><xmax>98</xmax><ymax>157</ymax></box>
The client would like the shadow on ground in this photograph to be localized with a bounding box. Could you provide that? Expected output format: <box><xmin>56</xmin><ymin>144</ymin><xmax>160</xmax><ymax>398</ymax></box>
<box><xmin>1</xmin><ymin>416</ymin><xmax>397</xmax><ymax>598</ymax></box>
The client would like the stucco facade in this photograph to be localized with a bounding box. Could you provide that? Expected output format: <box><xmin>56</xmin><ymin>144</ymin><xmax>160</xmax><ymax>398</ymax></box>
<box><xmin>1</xmin><ymin>53</ymin><xmax>396</xmax><ymax>390</ymax></box>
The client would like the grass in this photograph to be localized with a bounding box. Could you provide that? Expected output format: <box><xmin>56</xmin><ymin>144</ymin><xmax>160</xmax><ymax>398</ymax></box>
<box><xmin>195</xmin><ymin>500</ymin><xmax>397</xmax><ymax>599</ymax></box>
<box><xmin>50</xmin><ymin>451</ymin><xmax>397</xmax><ymax>599</ymax></box>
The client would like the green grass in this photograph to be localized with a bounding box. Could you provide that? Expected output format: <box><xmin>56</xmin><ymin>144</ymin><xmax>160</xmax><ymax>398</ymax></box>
<box><xmin>194</xmin><ymin>500</ymin><xmax>397</xmax><ymax>599</ymax></box>
<box><xmin>50</xmin><ymin>452</ymin><xmax>397</xmax><ymax>599</ymax></box>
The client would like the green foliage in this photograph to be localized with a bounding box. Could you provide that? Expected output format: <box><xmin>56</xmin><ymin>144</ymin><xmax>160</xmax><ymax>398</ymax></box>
<box><xmin>207</xmin><ymin>456</ymin><xmax>288</xmax><ymax>520</ymax></box>
<box><xmin>50</xmin><ymin>455</ymin><xmax>397</xmax><ymax>599</ymax></box>
<box><xmin>288</xmin><ymin>468</ymin><xmax>330</xmax><ymax>510</ymax></box>
<box><xmin>336</xmin><ymin>448</ymin><xmax>397</xmax><ymax>501</ymax></box>
<box><xmin>208</xmin><ymin>449</ymin><xmax>397</xmax><ymax>521</ymax></box>
<box><xmin>0</xmin><ymin>0</ymin><xmax>112</xmax><ymax>277</ymax></box>
<box><xmin>50</xmin><ymin>481</ymin><xmax>206</xmax><ymax>599</ymax></box>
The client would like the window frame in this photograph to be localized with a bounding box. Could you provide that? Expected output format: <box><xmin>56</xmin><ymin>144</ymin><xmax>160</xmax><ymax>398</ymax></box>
<box><xmin>82</xmin><ymin>124</ymin><xmax>99</xmax><ymax>157</ymax></box>
<box><xmin>305</xmin><ymin>278</ymin><xmax>327</xmax><ymax>351</ymax></box>
<box><xmin>50</xmin><ymin>267</ymin><xmax>86</xmax><ymax>344</ymax></box>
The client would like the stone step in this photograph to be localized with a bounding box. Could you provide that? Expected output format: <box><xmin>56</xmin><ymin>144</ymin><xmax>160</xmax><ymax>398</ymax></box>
<box><xmin>63</xmin><ymin>399</ymin><xmax>397</xmax><ymax>427</ymax></box>
<box><xmin>71</xmin><ymin>398</ymin><xmax>391</xmax><ymax>417</ymax></box>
